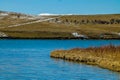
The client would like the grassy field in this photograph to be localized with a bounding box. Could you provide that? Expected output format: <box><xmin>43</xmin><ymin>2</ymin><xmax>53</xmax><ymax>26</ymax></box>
<box><xmin>51</xmin><ymin>45</ymin><xmax>120</xmax><ymax>72</ymax></box>
<box><xmin>0</xmin><ymin>22</ymin><xmax>75</xmax><ymax>39</ymax></box>
<box><xmin>0</xmin><ymin>11</ymin><xmax>35</xmax><ymax>28</ymax></box>
<box><xmin>0</xmin><ymin>17</ymin><xmax>33</xmax><ymax>28</ymax></box>
<box><xmin>0</xmin><ymin>14</ymin><xmax>120</xmax><ymax>39</ymax></box>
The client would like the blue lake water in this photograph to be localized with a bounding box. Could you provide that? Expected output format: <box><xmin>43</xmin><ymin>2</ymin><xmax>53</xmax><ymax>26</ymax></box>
<box><xmin>0</xmin><ymin>40</ymin><xmax>120</xmax><ymax>80</ymax></box>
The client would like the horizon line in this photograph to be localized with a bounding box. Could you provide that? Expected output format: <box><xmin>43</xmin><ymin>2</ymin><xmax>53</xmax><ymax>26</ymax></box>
<box><xmin>0</xmin><ymin>10</ymin><xmax>120</xmax><ymax>16</ymax></box>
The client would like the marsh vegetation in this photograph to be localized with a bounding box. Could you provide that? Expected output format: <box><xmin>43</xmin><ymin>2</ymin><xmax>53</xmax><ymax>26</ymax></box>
<box><xmin>51</xmin><ymin>45</ymin><xmax>120</xmax><ymax>72</ymax></box>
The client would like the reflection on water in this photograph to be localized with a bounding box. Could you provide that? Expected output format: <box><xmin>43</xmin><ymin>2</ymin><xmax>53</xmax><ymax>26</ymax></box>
<box><xmin>0</xmin><ymin>40</ymin><xmax>120</xmax><ymax>80</ymax></box>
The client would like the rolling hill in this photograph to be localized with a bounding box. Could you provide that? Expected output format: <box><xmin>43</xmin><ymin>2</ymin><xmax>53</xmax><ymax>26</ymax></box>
<box><xmin>0</xmin><ymin>11</ymin><xmax>120</xmax><ymax>39</ymax></box>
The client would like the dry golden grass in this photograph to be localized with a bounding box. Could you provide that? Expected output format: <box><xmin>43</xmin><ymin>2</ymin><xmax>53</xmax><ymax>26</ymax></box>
<box><xmin>0</xmin><ymin>16</ymin><xmax>35</xmax><ymax>28</ymax></box>
<box><xmin>59</xmin><ymin>14</ymin><xmax>120</xmax><ymax>21</ymax></box>
<box><xmin>0</xmin><ymin>22</ymin><xmax>75</xmax><ymax>38</ymax></box>
<box><xmin>51</xmin><ymin>45</ymin><xmax>120</xmax><ymax>72</ymax></box>
<box><xmin>0</xmin><ymin>14</ymin><xmax>120</xmax><ymax>39</ymax></box>
<box><xmin>1</xmin><ymin>22</ymin><xmax>120</xmax><ymax>39</ymax></box>
<box><xmin>0</xmin><ymin>22</ymin><xmax>74</xmax><ymax>32</ymax></box>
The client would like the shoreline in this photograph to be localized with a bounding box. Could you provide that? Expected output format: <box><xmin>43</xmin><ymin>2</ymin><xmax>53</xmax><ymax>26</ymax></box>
<box><xmin>0</xmin><ymin>37</ymin><xmax>120</xmax><ymax>40</ymax></box>
<box><xmin>50</xmin><ymin>45</ymin><xmax>120</xmax><ymax>72</ymax></box>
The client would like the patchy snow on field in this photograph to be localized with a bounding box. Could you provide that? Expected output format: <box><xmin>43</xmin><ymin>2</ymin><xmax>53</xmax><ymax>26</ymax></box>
<box><xmin>0</xmin><ymin>32</ymin><xmax>8</xmax><ymax>37</ymax></box>
<box><xmin>0</xmin><ymin>13</ymin><xmax>8</xmax><ymax>16</ymax></box>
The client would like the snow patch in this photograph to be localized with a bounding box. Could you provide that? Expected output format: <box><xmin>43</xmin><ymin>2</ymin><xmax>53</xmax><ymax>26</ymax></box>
<box><xmin>72</xmin><ymin>32</ymin><xmax>88</xmax><ymax>38</ymax></box>
<box><xmin>38</xmin><ymin>13</ymin><xmax>73</xmax><ymax>16</ymax></box>
<box><xmin>0</xmin><ymin>32</ymin><xmax>8</xmax><ymax>37</ymax></box>
<box><xmin>0</xmin><ymin>13</ymin><xmax>8</xmax><ymax>16</ymax></box>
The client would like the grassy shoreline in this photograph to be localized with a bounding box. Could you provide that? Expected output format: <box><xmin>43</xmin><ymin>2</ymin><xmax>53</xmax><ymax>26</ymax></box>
<box><xmin>0</xmin><ymin>37</ymin><xmax>120</xmax><ymax>40</ymax></box>
<box><xmin>51</xmin><ymin>45</ymin><xmax>120</xmax><ymax>72</ymax></box>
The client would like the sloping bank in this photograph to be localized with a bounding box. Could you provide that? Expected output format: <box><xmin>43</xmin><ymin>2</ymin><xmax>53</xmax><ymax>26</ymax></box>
<box><xmin>50</xmin><ymin>45</ymin><xmax>120</xmax><ymax>72</ymax></box>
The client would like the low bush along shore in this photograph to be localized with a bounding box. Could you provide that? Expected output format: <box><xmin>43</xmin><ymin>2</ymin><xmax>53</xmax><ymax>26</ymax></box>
<box><xmin>51</xmin><ymin>45</ymin><xmax>120</xmax><ymax>72</ymax></box>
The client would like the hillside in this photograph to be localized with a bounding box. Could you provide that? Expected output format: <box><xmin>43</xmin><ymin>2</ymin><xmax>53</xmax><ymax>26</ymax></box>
<box><xmin>0</xmin><ymin>11</ymin><xmax>33</xmax><ymax>27</ymax></box>
<box><xmin>0</xmin><ymin>11</ymin><xmax>120</xmax><ymax>39</ymax></box>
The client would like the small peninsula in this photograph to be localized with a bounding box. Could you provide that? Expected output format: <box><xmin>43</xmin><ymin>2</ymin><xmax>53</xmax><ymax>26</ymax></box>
<box><xmin>51</xmin><ymin>45</ymin><xmax>120</xmax><ymax>72</ymax></box>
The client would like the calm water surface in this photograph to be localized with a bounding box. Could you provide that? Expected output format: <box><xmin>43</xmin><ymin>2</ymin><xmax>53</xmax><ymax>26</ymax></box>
<box><xmin>0</xmin><ymin>40</ymin><xmax>120</xmax><ymax>80</ymax></box>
